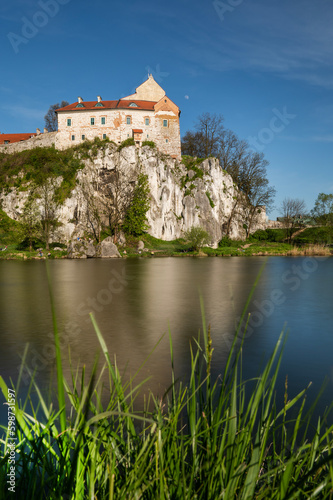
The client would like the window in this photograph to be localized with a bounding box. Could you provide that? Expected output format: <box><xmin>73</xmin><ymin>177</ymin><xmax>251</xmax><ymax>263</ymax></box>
<box><xmin>4</xmin><ymin>140</ymin><xmax>9</xmax><ymax>144</ymax></box>
<box><xmin>90</xmin><ymin>117</ymin><xmax>95</xmax><ymax>125</ymax></box>
<box><xmin>145</xmin><ymin>118</ymin><xmax>150</xmax><ymax>126</ymax></box>
<box><xmin>166</xmin><ymin>139</ymin><xmax>169</xmax><ymax>143</ymax></box>
<box><xmin>126</xmin><ymin>116</ymin><xmax>131</xmax><ymax>125</ymax></box>
<box><xmin>76</xmin><ymin>103</ymin><xmax>84</xmax><ymax>108</ymax></box>
<box><xmin>146</xmin><ymin>134</ymin><xmax>149</xmax><ymax>138</ymax></box>
<box><xmin>81</xmin><ymin>135</ymin><xmax>85</xmax><ymax>141</ymax></box>
<box><xmin>103</xmin><ymin>134</ymin><xmax>107</xmax><ymax>139</ymax></box>
<box><xmin>163</xmin><ymin>119</ymin><xmax>168</xmax><ymax>127</ymax></box>
<box><xmin>129</xmin><ymin>102</ymin><xmax>138</xmax><ymax>107</ymax></box>
<box><xmin>101</xmin><ymin>117</ymin><xmax>106</xmax><ymax>125</ymax></box>
<box><xmin>67</xmin><ymin>118</ymin><xmax>71</xmax><ymax>126</ymax></box>
<box><xmin>95</xmin><ymin>102</ymin><xmax>104</xmax><ymax>107</ymax></box>
<box><xmin>127</xmin><ymin>134</ymin><xmax>130</xmax><ymax>138</ymax></box>
<box><xmin>71</xmin><ymin>135</ymin><xmax>75</xmax><ymax>141</ymax></box>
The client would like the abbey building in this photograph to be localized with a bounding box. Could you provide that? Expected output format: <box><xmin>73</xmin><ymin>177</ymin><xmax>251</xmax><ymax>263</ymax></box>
<box><xmin>55</xmin><ymin>75</ymin><xmax>181</xmax><ymax>159</ymax></box>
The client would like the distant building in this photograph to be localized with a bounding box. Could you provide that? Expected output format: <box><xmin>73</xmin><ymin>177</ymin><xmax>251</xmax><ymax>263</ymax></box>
<box><xmin>55</xmin><ymin>75</ymin><xmax>181</xmax><ymax>159</ymax></box>
<box><xmin>0</xmin><ymin>132</ymin><xmax>37</xmax><ymax>145</ymax></box>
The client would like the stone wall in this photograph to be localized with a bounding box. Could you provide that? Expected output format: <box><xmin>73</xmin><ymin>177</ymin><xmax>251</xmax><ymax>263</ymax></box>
<box><xmin>0</xmin><ymin>131</ymin><xmax>57</xmax><ymax>154</ymax></box>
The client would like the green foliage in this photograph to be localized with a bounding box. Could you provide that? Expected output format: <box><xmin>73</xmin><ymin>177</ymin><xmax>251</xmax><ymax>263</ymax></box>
<box><xmin>183</xmin><ymin>225</ymin><xmax>211</xmax><ymax>251</ymax></box>
<box><xmin>311</xmin><ymin>192</ymin><xmax>333</xmax><ymax>226</ymax></box>
<box><xmin>0</xmin><ymin>209</ymin><xmax>23</xmax><ymax>244</ymax></box>
<box><xmin>123</xmin><ymin>173</ymin><xmax>150</xmax><ymax>236</ymax></box>
<box><xmin>180</xmin><ymin>155</ymin><xmax>205</xmax><ymax>190</ymax></box>
<box><xmin>117</xmin><ymin>137</ymin><xmax>135</xmax><ymax>151</ymax></box>
<box><xmin>0</xmin><ymin>146</ymin><xmax>84</xmax><ymax>202</ymax></box>
<box><xmin>249</xmin><ymin>228</ymin><xmax>286</xmax><ymax>242</ymax></box>
<box><xmin>293</xmin><ymin>226</ymin><xmax>333</xmax><ymax>246</ymax></box>
<box><xmin>206</xmin><ymin>190</ymin><xmax>215</xmax><ymax>208</ymax></box>
<box><xmin>73</xmin><ymin>136</ymin><xmax>116</xmax><ymax>160</ymax></box>
<box><xmin>141</xmin><ymin>140</ymin><xmax>156</xmax><ymax>148</ymax></box>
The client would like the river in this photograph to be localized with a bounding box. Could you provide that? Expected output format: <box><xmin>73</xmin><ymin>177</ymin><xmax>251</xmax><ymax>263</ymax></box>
<box><xmin>0</xmin><ymin>256</ymin><xmax>332</xmax><ymax>425</ymax></box>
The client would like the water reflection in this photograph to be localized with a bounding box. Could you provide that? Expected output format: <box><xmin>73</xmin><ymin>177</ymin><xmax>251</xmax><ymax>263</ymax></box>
<box><xmin>0</xmin><ymin>257</ymin><xmax>332</xmax><ymax>421</ymax></box>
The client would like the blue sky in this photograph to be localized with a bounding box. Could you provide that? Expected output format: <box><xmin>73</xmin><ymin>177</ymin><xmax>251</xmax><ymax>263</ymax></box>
<box><xmin>1</xmin><ymin>0</ymin><xmax>332</xmax><ymax>218</ymax></box>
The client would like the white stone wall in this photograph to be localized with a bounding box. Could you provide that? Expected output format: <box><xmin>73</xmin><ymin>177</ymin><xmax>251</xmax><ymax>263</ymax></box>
<box><xmin>56</xmin><ymin>107</ymin><xmax>181</xmax><ymax>159</ymax></box>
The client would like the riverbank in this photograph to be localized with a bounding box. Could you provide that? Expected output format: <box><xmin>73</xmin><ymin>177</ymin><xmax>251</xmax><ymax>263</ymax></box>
<box><xmin>0</xmin><ymin>242</ymin><xmax>332</xmax><ymax>260</ymax></box>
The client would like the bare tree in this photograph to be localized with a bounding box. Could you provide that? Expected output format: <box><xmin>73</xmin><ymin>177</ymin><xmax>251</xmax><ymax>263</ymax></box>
<box><xmin>182</xmin><ymin>113</ymin><xmax>225</xmax><ymax>158</ymax></box>
<box><xmin>37</xmin><ymin>178</ymin><xmax>61</xmax><ymax>249</ymax></box>
<box><xmin>281</xmin><ymin>198</ymin><xmax>306</xmax><ymax>243</ymax></box>
<box><xmin>44</xmin><ymin>101</ymin><xmax>69</xmax><ymax>132</ymax></box>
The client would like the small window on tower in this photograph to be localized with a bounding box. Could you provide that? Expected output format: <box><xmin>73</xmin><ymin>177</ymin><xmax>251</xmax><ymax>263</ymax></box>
<box><xmin>126</xmin><ymin>116</ymin><xmax>131</xmax><ymax>125</ymax></box>
<box><xmin>163</xmin><ymin>119</ymin><xmax>168</xmax><ymax>127</ymax></box>
<box><xmin>67</xmin><ymin>118</ymin><xmax>71</xmax><ymax>126</ymax></box>
<box><xmin>90</xmin><ymin>117</ymin><xmax>95</xmax><ymax>125</ymax></box>
<box><xmin>145</xmin><ymin>118</ymin><xmax>150</xmax><ymax>126</ymax></box>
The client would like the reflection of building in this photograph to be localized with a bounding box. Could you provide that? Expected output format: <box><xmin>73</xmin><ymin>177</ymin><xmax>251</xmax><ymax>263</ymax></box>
<box><xmin>55</xmin><ymin>75</ymin><xmax>181</xmax><ymax>159</ymax></box>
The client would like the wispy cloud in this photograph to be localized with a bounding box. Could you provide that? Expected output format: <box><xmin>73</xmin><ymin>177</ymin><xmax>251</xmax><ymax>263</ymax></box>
<box><xmin>311</xmin><ymin>135</ymin><xmax>333</xmax><ymax>143</ymax></box>
<box><xmin>180</xmin><ymin>0</ymin><xmax>333</xmax><ymax>89</ymax></box>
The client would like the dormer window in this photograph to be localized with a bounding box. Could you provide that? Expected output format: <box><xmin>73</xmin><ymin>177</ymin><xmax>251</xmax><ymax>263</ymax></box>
<box><xmin>95</xmin><ymin>102</ymin><xmax>104</xmax><ymax>107</ymax></box>
<box><xmin>129</xmin><ymin>102</ymin><xmax>138</xmax><ymax>107</ymax></box>
<box><xmin>76</xmin><ymin>103</ymin><xmax>85</xmax><ymax>108</ymax></box>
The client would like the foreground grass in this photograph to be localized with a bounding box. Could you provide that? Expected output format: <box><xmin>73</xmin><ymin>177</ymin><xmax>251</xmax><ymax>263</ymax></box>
<box><xmin>1</xmin><ymin>281</ymin><xmax>333</xmax><ymax>498</ymax></box>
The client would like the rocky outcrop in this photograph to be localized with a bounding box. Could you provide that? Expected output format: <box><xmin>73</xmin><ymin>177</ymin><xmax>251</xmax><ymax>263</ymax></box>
<box><xmin>97</xmin><ymin>237</ymin><xmax>121</xmax><ymax>258</ymax></box>
<box><xmin>0</xmin><ymin>144</ymin><xmax>266</xmax><ymax>247</ymax></box>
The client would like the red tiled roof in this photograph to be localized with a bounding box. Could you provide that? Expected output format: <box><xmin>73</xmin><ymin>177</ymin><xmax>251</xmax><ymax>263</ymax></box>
<box><xmin>56</xmin><ymin>100</ymin><xmax>157</xmax><ymax>112</ymax></box>
<box><xmin>0</xmin><ymin>133</ymin><xmax>37</xmax><ymax>145</ymax></box>
<box><xmin>133</xmin><ymin>129</ymin><xmax>143</xmax><ymax>133</ymax></box>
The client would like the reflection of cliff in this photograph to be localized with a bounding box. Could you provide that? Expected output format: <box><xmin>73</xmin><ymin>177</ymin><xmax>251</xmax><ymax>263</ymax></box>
<box><xmin>0</xmin><ymin>145</ymin><xmax>266</xmax><ymax>246</ymax></box>
<box><xmin>0</xmin><ymin>258</ymin><xmax>275</xmax><ymax>408</ymax></box>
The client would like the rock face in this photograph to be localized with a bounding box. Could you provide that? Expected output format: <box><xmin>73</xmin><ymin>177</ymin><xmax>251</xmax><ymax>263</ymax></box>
<box><xmin>97</xmin><ymin>237</ymin><xmax>121</xmax><ymax>258</ymax></box>
<box><xmin>0</xmin><ymin>144</ymin><xmax>266</xmax><ymax>247</ymax></box>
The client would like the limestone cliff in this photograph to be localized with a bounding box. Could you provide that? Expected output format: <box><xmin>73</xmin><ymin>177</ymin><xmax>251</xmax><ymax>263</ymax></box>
<box><xmin>0</xmin><ymin>144</ymin><xmax>266</xmax><ymax>246</ymax></box>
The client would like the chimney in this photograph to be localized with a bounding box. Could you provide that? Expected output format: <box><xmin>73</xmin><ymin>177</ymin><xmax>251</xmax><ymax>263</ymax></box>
<box><xmin>36</xmin><ymin>128</ymin><xmax>41</xmax><ymax>135</ymax></box>
<box><xmin>97</xmin><ymin>95</ymin><xmax>102</xmax><ymax>103</ymax></box>
<box><xmin>78</xmin><ymin>97</ymin><xmax>83</xmax><ymax>103</ymax></box>
<box><xmin>44</xmin><ymin>128</ymin><xmax>48</xmax><ymax>134</ymax></box>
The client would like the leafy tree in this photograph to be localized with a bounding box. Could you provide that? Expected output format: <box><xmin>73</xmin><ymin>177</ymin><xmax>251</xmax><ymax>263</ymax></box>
<box><xmin>311</xmin><ymin>193</ymin><xmax>333</xmax><ymax>226</ymax></box>
<box><xmin>183</xmin><ymin>226</ymin><xmax>211</xmax><ymax>251</ymax></box>
<box><xmin>122</xmin><ymin>173</ymin><xmax>150</xmax><ymax>236</ymax></box>
<box><xmin>281</xmin><ymin>198</ymin><xmax>306</xmax><ymax>243</ymax></box>
<box><xmin>44</xmin><ymin>101</ymin><xmax>69</xmax><ymax>132</ymax></box>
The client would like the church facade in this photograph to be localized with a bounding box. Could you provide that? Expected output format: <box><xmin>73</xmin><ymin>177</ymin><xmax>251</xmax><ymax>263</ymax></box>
<box><xmin>55</xmin><ymin>75</ymin><xmax>181</xmax><ymax>159</ymax></box>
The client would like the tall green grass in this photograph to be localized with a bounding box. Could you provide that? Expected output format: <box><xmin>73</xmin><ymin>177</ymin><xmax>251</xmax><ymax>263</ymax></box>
<box><xmin>1</xmin><ymin>301</ymin><xmax>333</xmax><ymax>498</ymax></box>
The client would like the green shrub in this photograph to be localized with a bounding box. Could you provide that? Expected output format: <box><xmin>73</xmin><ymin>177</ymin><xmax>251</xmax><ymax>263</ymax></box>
<box><xmin>142</xmin><ymin>140</ymin><xmax>156</xmax><ymax>148</ymax></box>
<box><xmin>117</xmin><ymin>137</ymin><xmax>135</xmax><ymax>151</ymax></box>
<box><xmin>183</xmin><ymin>225</ymin><xmax>211</xmax><ymax>251</ymax></box>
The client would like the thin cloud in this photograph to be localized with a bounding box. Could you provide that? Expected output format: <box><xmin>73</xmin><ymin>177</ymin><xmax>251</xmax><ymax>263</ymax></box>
<box><xmin>2</xmin><ymin>105</ymin><xmax>45</xmax><ymax>121</ymax></box>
